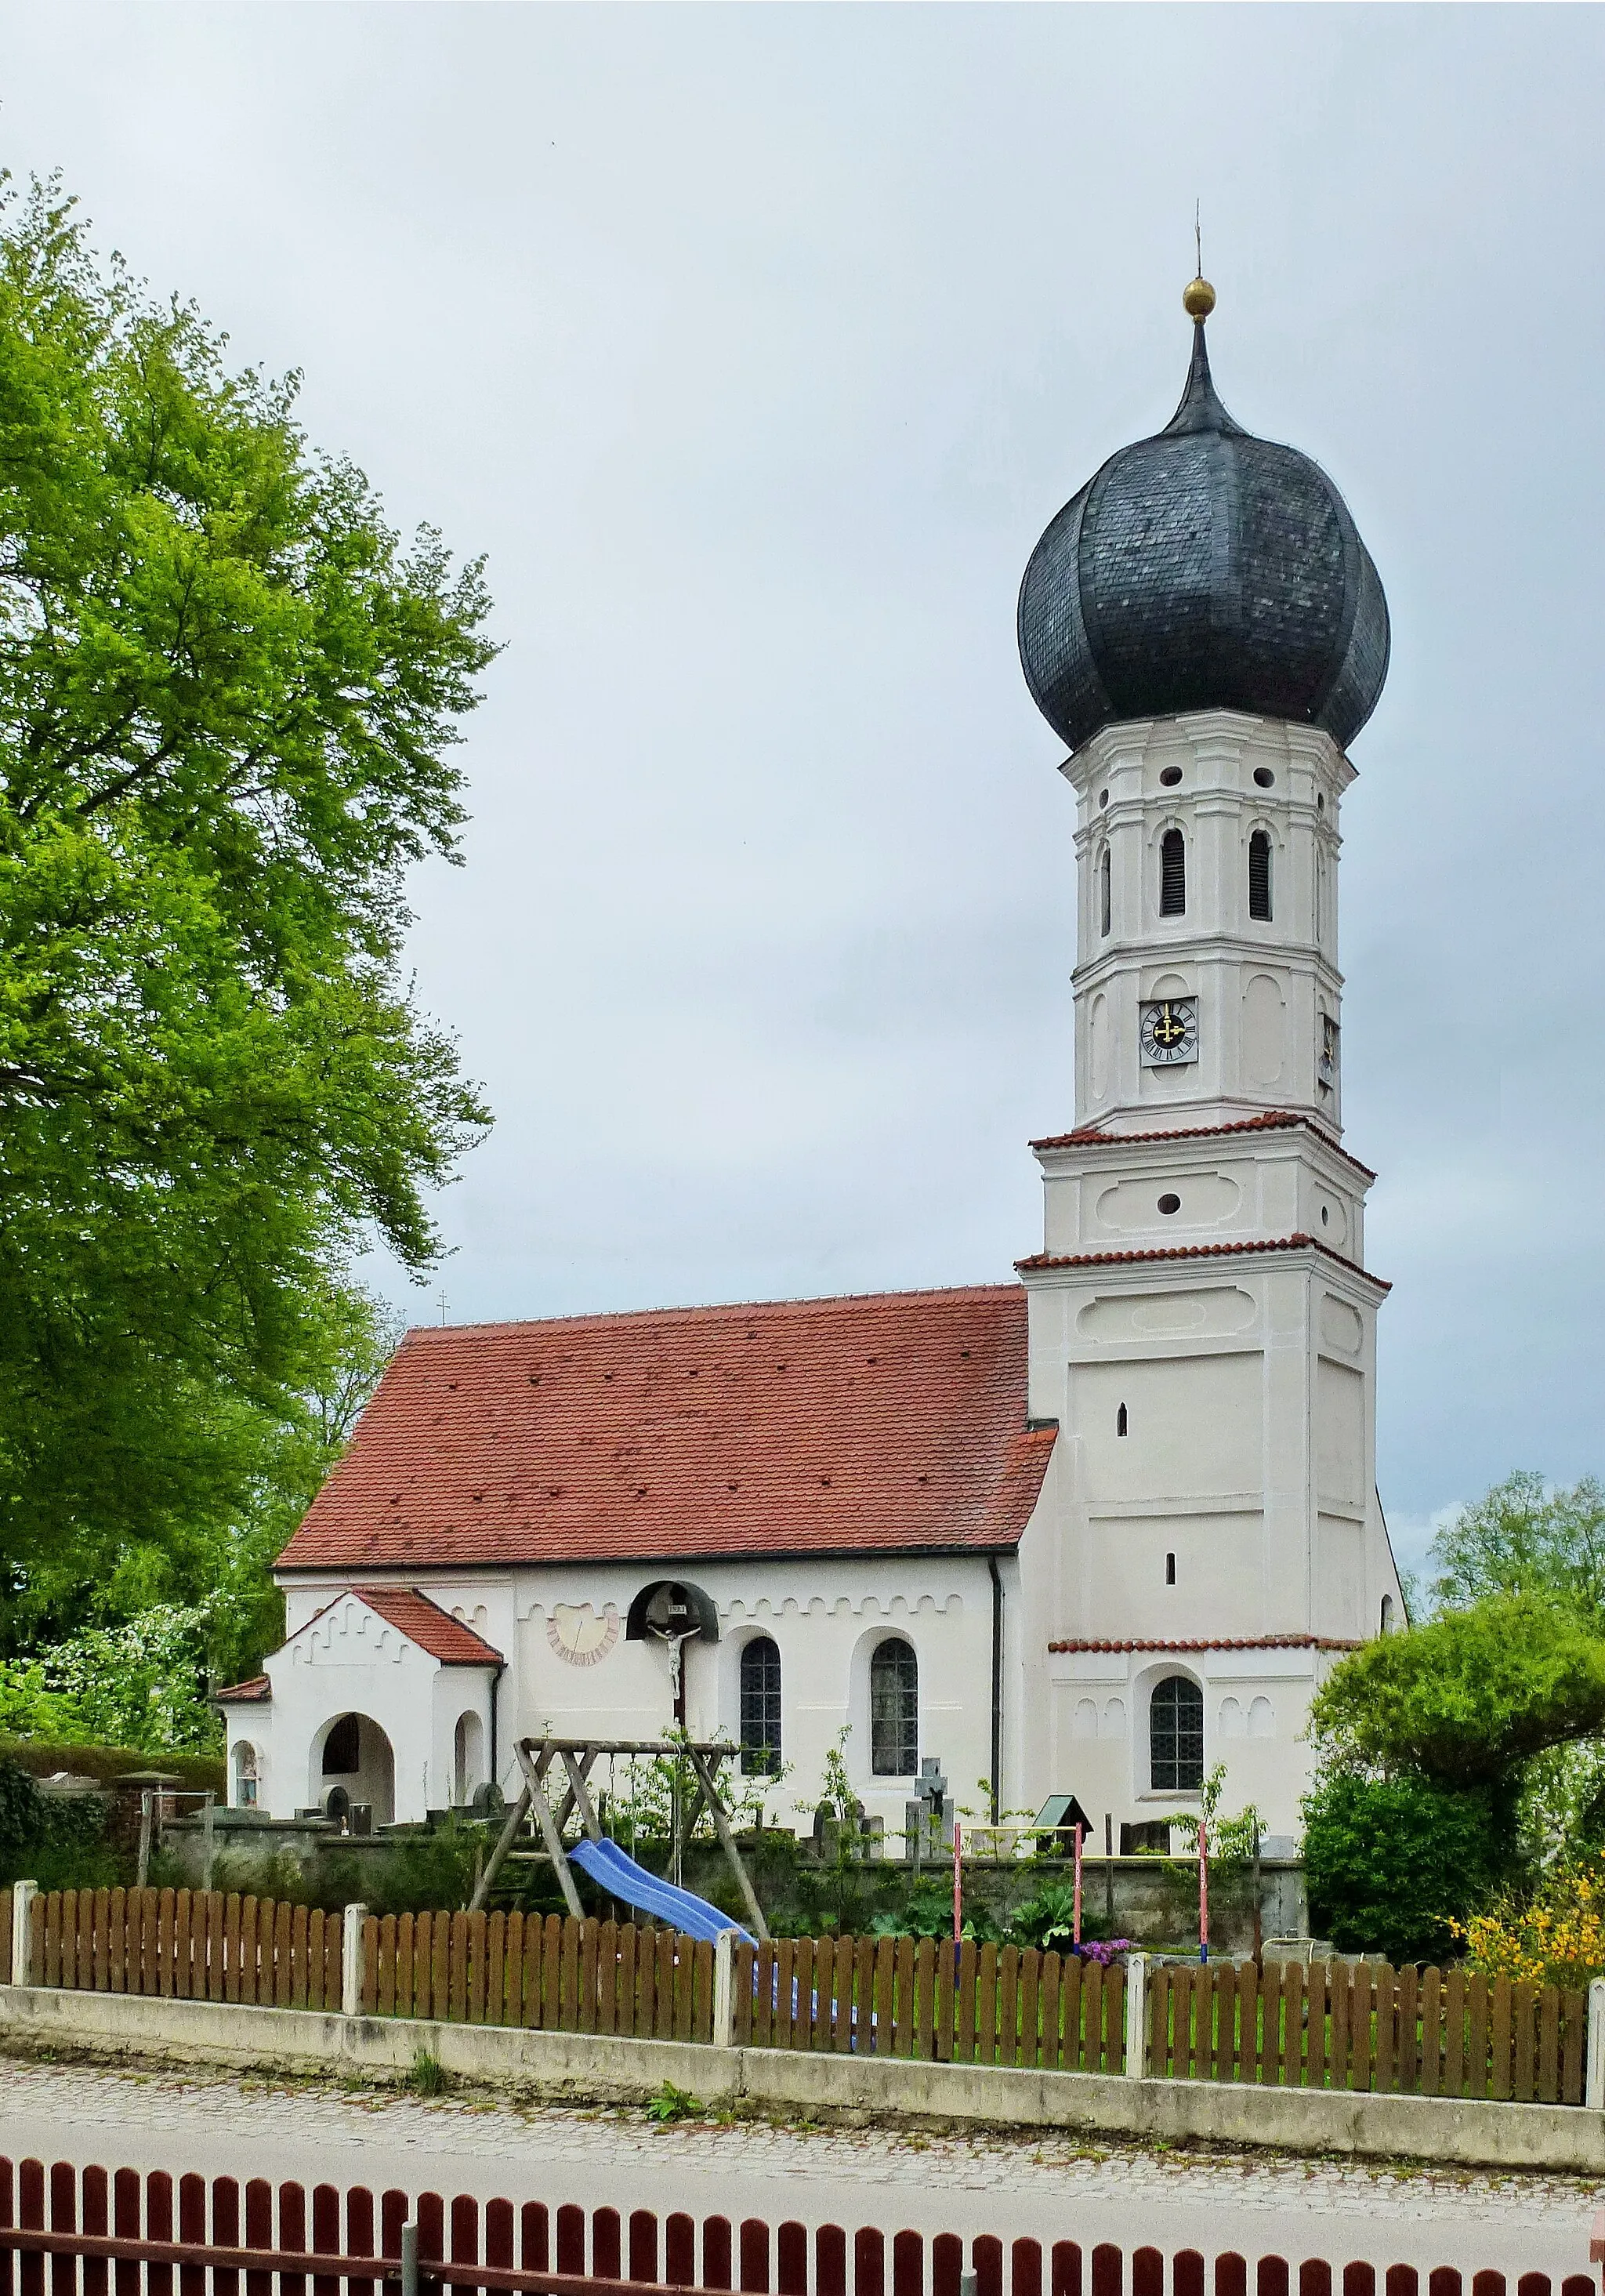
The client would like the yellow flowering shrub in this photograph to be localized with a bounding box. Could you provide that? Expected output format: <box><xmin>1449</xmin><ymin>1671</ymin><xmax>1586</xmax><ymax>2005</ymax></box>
<box><xmin>1455</xmin><ymin>1855</ymin><xmax>1605</xmax><ymax>1990</ymax></box>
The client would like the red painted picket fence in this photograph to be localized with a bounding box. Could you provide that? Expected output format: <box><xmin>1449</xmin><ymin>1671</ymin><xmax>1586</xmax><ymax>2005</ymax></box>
<box><xmin>0</xmin><ymin>2160</ymin><xmax>1594</xmax><ymax>2296</ymax></box>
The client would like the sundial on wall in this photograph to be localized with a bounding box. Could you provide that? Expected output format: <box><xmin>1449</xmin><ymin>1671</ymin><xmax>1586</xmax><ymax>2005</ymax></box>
<box><xmin>545</xmin><ymin>1604</ymin><xmax>621</xmax><ymax>1668</ymax></box>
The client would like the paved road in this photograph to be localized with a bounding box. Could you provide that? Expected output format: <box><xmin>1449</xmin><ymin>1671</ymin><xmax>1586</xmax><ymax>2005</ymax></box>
<box><xmin>0</xmin><ymin>2058</ymin><xmax>1596</xmax><ymax>2288</ymax></box>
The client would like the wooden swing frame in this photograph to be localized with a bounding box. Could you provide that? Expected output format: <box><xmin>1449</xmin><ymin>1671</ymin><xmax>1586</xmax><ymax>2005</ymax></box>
<box><xmin>468</xmin><ymin>1735</ymin><xmax>770</xmax><ymax>1939</ymax></box>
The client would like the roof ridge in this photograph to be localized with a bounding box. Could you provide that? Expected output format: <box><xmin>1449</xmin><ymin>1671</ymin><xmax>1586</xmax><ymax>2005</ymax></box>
<box><xmin>399</xmin><ymin>1281</ymin><xmax>1024</xmax><ymax>1344</ymax></box>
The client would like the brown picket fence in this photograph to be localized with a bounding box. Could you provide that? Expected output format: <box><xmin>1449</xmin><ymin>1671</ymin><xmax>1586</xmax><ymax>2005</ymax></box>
<box><xmin>14</xmin><ymin>1885</ymin><xmax>344</xmax><ymax>2008</ymax></box>
<box><xmin>1146</xmin><ymin>1959</ymin><xmax>1589</xmax><ymax>2106</ymax></box>
<box><xmin>357</xmin><ymin>1913</ymin><xmax>1125</xmax><ymax>2068</ymax></box>
<box><xmin>5</xmin><ymin>1884</ymin><xmax>1593</xmax><ymax>2106</ymax></box>
<box><xmin>0</xmin><ymin>2156</ymin><xmax>1596</xmax><ymax>2296</ymax></box>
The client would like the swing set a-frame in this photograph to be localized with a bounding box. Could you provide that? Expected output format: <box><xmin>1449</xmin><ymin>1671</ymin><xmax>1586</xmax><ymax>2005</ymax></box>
<box><xmin>467</xmin><ymin>1733</ymin><xmax>770</xmax><ymax>1941</ymax></box>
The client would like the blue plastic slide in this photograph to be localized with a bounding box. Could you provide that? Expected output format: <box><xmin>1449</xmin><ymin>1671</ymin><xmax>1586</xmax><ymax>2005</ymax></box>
<box><xmin>571</xmin><ymin>1836</ymin><xmax>755</xmax><ymax>1945</ymax></box>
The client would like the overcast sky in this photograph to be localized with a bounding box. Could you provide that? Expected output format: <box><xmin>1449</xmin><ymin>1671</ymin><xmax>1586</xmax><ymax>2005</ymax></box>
<box><xmin>3</xmin><ymin>4</ymin><xmax>1602</xmax><ymax>1577</ymax></box>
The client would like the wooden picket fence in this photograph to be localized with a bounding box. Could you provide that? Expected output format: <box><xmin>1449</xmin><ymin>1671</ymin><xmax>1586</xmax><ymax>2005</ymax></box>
<box><xmin>1147</xmin><ymin>1959</ymin><xmax>1590</xmax><ymax>2106</ymax></box>
<box><xmin>0</xmin><ymin>2156</ymin><xmax>1596</xmax><ymax>2296</ymax></box>
<box><xmin>4</xmin><ymin>1884</ymin><xmax>1592</xmax><ymax>2106</ymax></box>
<box><xmin>13</xmin><ymin>1887</ymin><xmax>345</xmax><ymax>2010</ymax></box>
<box><xmin>358</xmin><ymin>1913</ymin><xmax>1126</xmax><ymax>2067</ymax></box>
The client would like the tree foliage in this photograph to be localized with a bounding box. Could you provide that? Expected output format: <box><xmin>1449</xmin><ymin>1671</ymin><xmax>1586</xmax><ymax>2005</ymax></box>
<box><xmin>1302</xmin><ymin>1769</ymin><xmax>1503</xmax><ymax>1965</ymax></box>
<box><xmin>1430</xmin><ymin>1472</ymin><xmax>1605</xmax><ymax>1623</ymax></box>
<box><xmin>1307</xmin><ymin>1593</ymin><xmax>1605</xmax><ymax>1795</ymax></box>
<box><xmin>0</xmin><ymin>175</ymin><xmax>491</xmax><ymax>1615</ymax></box>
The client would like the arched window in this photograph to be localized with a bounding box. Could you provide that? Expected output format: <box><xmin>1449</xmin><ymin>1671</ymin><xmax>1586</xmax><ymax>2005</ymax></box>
<box><xmin>1160</xmin><ymin>829</ymin><xmax>1187</xmax><ymax>917</ymax></box>
<box><xmin>1150</xmin><ymin>1674</ymin><xmax>1204</xmax><ymax>1791</ymax></box>
<box><xmin>322</xmin><ymin>1713</ymin><xmax>360</xmax><ymax>1775</ymax></box>
<box><xmin>1248</xmin><ymin>830</ymin><xmax>1273</xmax><ymax>920</ymax></box>
<box><xmin>1380</xmin><ymin>1594</ymin><xmax>1395</xmax><ymax>1636</ymax></box>
<box><xmin>740</xmin><ymin>1636</ymin><xmax>782</xmax><ymax>1774</ymax></box>
<box><xmin>870</xmin><ymin>1638</ymin><xmax>918</xmax><ymax>1776</ymax></box>
<box><xmin>1100</xmin><ymin>847</ymin><xmax>1111</xmax><ymax>936</ymax></box>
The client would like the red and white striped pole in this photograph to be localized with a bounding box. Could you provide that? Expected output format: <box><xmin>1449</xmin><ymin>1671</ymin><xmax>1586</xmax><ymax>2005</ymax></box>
<box><xmin>952</xmin><ymin>1820</ymin><xmax>963</xmax><ymax>1942</ymax></box>
<box><xmin>1198</xmin><ymin>1815</ymin><xmax>1209</xmax><ymax>1965</ymax></box>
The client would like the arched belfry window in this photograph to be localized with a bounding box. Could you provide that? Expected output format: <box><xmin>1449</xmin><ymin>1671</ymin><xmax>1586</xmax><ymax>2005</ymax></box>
<box><xmin>871</xmin><ymin>1638</ymin><xmax>918</xmax><ymax>1776</ymax></box>
<box><xmin>1150</xmin><ymin>1674</ymin><xmax>1204</xmax><ymax>1790</ymax></box>
<box><xmin>1099</xmin><ymin>847</ymin><xmax>1111</xmax><ymax>937</ymax></box>
<box><xmin>1248</xmin><ymin>830</ymin><xmax>1273</xmax><ymax>921</ymax></box>
<box><xmin>740</xmin><ymin>1636</ymin><xmax>782</xmax><ymax>1774</ymax></box>
<box><xmin>1160</xmin><ymin>829</ymin><xmax>1187</xmax><ymax>917</ymax></box>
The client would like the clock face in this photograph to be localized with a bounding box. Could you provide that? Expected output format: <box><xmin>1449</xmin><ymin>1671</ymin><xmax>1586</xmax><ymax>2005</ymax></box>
<box><xmin>1140</xmin><ymin>997</ymin><xmax>1199</xmax><ymax>1068</ymax></box>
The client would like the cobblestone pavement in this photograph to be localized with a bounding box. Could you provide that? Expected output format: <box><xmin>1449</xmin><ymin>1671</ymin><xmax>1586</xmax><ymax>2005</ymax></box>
<box><xmin>0</xmin><ymin>2056</ymin><xmax>1597</xmax><ymax>2285</ymax></box>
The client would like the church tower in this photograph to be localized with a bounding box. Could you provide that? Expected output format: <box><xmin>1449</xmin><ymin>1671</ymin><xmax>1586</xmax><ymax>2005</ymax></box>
<box><xmin>1013</xmin><ymin>278</ymin><xmax>1402</xmax><ymax>1841</ymax></box>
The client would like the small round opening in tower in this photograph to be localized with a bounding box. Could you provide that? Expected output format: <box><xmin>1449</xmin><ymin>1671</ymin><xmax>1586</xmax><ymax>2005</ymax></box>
<box><xmin>1159</xmin><ymin>766</ymin><xmax>1183</xmax><ymax>787</ymax></box>
<box><xmin>1099</xmin><ymin>789</ymin><xmax>1109</xmax><ymax>808</ymax></box>
<box><xmin>1158</xmin><ymin>1192</ymin><xmax>1182</xmax><ymax>1216</ymax></box>
<box><xmin>1253</xmin><ymin>767</ymin><xmax>1275</xmax><ymax>788</ymax></box>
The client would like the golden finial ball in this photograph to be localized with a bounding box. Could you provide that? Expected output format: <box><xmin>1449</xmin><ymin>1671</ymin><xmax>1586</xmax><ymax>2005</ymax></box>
<box><xmin>1183</xmin><ymin>275</ymin><xmax>1216</xmax><ymax>321</ymax></box>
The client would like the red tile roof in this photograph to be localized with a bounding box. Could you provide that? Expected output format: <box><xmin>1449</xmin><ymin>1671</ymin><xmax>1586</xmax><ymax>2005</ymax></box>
<box><xmin>352</xmin><ymin>1587</ymin><xmax>503</xmax><ymax>1667</ymax></box>
<box><xmin>1031</xmin><ymin>1112</ymin><xmax>1377</xmax><ymax>1183</ymax></box>
<box><xmin>277</xmin><ymin>1286</ymin><xmax>1054</xmax><ymax>1574</ymax></box>
<box><xmin>212</xmin><ymin>1674</ymin><xmax>270</xmax><ymax>1704</ymax></box>
<box><xmin>1048</xmin><ymin>1635</ymin><xmax>1362</xmax><ymax>1654</ymax></box>
<box><xmin>1016</xmin><ymin>1232</ymin><xmax>1391</xmax><ymax>1292</ymax></box>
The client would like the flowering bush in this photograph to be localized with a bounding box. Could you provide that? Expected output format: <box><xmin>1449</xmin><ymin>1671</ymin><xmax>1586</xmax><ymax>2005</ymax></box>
<box><xmin>1456</xmin><ymin>1855</ymin><xmax>1605</xmax><ymax>1990</ymax></box>
<box><xmin>1070</xmin><ymin>1936</ymin><xmax>1133</xmax><ymax>1965</ymax></box>
<box><xmin>0</xmin><ymin>1605</ymin><xmax>218</xmax><ymax>1754</ymax></box>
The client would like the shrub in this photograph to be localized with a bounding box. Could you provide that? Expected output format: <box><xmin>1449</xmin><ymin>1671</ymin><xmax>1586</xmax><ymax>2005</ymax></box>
<box><xmin>1302</xmin><ymin>1768</ymin><xmax>1503</xmax><ymax>1964</ymax></box>
<box><xmin>0</xmin><ymin>1757</ymin><xmax>121</xmax><ymax>1892</ymax></box>
<box><xmin>1457</xmin><ymin>1855</ymin><xmax>1605</xmax><ymax>1990</ymax></box>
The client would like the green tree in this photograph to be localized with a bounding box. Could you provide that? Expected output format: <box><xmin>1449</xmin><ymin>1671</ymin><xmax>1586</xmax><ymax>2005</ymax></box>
<box><xmin>0</xmin><ymin>175</ymin><xmax>492</xmax><ymax>1617</ymax></box>
<box><xmin>1430</xmin><ymin>1473</ymin><xmax>1605</xmax><ymax>1622</ymax></box>
<box><xmin>1307</xmin><ymin>1593</ymin><xmax>1605</xmax><ymax>1805</ymax></box>
<box><xmin>1302</xmin><ymin>1769</ymin><xmax>1504</xmax><ymax>1964</ymax></box>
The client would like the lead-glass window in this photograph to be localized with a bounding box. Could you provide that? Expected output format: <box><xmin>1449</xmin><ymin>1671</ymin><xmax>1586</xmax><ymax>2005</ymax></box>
<box><xmin>870</xmin><ymin>1638</ymin><xmax>918</xmax><ymax>1776</ymax></box>
<box><xmin>1150</xmin><ymin>1674</ymin><xmax>1204</xmax><ymax>1791</ymax></box>
<box><xmin>740</xmin><ymin>1636</ymin><xmax>782</xmax><ymax>1775</ymax></box>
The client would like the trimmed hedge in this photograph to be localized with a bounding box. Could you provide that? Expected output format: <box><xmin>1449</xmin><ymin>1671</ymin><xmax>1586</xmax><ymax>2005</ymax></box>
<box><xmin>0</xmin><ymin>1736</ymin><xmax>225</xmax><ymax>1795</ymax></box>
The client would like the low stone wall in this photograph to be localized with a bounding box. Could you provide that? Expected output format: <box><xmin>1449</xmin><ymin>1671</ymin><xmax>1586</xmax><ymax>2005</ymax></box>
<box><xmin>1</xmin><ymin>1978</ymin><xmax>1596</xmax><ymax>2174</ymax></box>
<box><xmin>157</xmin><ymin>1816</ymin><xmax>1306</xmax><ymax>1953</ymax></box>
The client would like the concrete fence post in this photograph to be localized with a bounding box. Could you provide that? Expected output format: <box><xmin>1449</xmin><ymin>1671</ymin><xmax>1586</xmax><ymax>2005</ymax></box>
<box><xmin>1124</xmin><ymin>1952</ymin><xmax>1148</xmax><ymax>2078</ymax></box>
<box><xmin>342</xmin><ymin>1903</ymin><xmax>368</xmax><ymax>2021</ymax></box>
<box><xmin>1587</xmin><ymin>1978</ymin><xmax>1605</xmax><ymax>2109</ymax></box>
<box><xmin>9</xmin><ymin>1881</ymin><xmax>37</xmax><ymax>1988</ymax></box>
<box><xmin>712</xmin><ymin>1928</ymin><xmax>735</xmax><ymax>2049</ymax></box>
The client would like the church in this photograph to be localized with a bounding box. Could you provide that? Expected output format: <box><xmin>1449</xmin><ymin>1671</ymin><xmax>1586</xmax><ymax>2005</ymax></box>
<box><xmin>218</xmin><ymin>275</ymin><xmax>1404</xmax><ymax>1856</ymax></box>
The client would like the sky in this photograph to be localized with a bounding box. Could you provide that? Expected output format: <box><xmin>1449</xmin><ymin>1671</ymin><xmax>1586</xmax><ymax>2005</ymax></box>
<box><xmin>2</xmin><ymin>4</ymin><xmax>1601</xmax><ymax>1580</ymax></box>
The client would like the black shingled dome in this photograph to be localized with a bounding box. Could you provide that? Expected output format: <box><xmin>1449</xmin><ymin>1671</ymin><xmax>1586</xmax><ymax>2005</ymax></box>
<box><xmin>1018</xmin><ymin>317</ymin><xmax>1389</xmax><ymax>756</ymax></box>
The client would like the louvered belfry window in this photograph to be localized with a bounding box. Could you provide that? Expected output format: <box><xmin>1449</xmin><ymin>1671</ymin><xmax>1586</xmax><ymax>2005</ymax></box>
<box><xmin>1160</xmin><ymin>828</ymin><xmax>1187</xmax><ymax>917</ymax></box>
<box><xmin>1150</xmin><ymin>1674</ymin><xmax>1204</xmax><ymax>1790</ymax></box>
<box><xmin>1248</xmin><ymin>830</ymin><xmax>1273</xmax><ymax>921</ymax></box>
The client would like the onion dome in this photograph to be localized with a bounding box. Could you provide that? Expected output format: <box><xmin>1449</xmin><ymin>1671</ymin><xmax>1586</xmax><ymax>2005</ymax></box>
<box><xmin>1018</xmin><ymin>281</ymin><xmax>1389</xmax><ymax>755</ymax></box>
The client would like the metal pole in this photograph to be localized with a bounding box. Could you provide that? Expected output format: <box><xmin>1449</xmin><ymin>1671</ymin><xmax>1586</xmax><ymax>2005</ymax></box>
<box><xmin>1104</xmin><ymin>1811</ymin><xmax>1114</xmax><ymax>1931</ymax></box>
<box><xmin>951</xmin><ymin>1820</ymin><xmax>962</xmax><ymax>1943</ymax></box>
<box><xmin>1073</xmin><ymin>1821</ymin><xmax>1084</xmax><ymax>1947</ymax></box>
<box><xmin>1588</xmin><ymin>1978</ymin><xmax>1605</xmax><ymax>2110</ymax></box>
<box><xmin>136</xmin><ymin>1793</ymin><xmax>153</xmax><ymax>1891</ymax></box>
<box><xmin>1124</xmin><ymin>1952</ymin><xmax>1149</xmax><ymax>2077</ymax></box>
<box><xmin>400</xmin><ymin>2220</ymin><xmax>419</xmax><ymax>2296</ymax></box>
<box><xmin>202</xmin><ymin>1792</ymin><xmax>216</xmax><ymax>1895</ymax></box>
<box><xmin>1198</xmin><ymin>1815</ymin><xmax>1209</xmax><ymax>1965</ymax></box>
